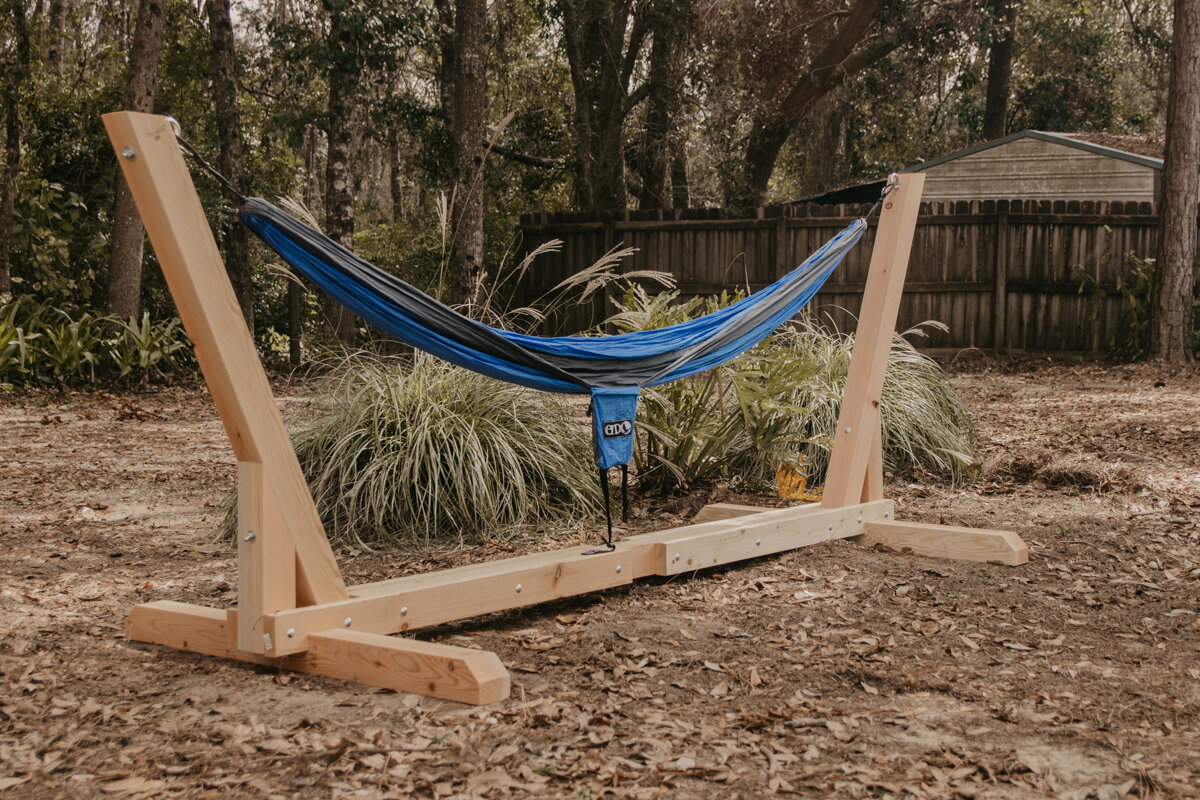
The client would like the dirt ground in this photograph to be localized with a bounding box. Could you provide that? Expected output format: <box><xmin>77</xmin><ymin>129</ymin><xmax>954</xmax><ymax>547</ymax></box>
<box><xmin>1</xmin><ymin>357</ymin><xmax>1199</xmax><ymax>799</ymax></box>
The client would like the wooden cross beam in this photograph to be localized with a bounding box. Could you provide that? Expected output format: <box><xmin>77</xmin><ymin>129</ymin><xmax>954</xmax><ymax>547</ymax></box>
<box><xmin>106</xmin><ymin>112</ymin><xmax>1027</xmax><ymax>706</ymax></box>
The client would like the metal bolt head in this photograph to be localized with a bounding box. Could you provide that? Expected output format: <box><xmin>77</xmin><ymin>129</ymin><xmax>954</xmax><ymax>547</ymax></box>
<box><xmin>515</xmin><ymin>584</ymin><xmax>523</xmax><ymax>593</ymax></box>
<box><xmin>857</xmin><ymin>515</ymin><xmax>863</xmax><ymax>523</ymax></box>
<box><xmin>884</xmin><ymin>511</ymin><xmax>890</xmax><ymax>518</ymax></box>
<box><xmin>615</xmin><ymin>564</ymin><xmax>622</xmax><ymax>574</ymax></box>
<box><xmin>828</xmin><ymin>524</ymin><xmax>833</xmax><ymax>531</ymax></box>
<box><xmin>121</xmin><ymin>146</ymin><xmax>135</xmax><ymax>160</ymax></box>
<box><xmin>400</xmin><ymin>606</ymin><xmax>408</xmax><ymax>616</ymax></box>
<box><xmin>343</xmin><ymin>617</ymin><xmax>352</xmax><ymax>627</ymax></box>
<box><xmin>286</xmin><ymin>628</ymin><xmax>295</xmax><ymax>638</ymax></box>
<box><xmin>673</xmin><ymin>553</ymin><xmax>680</xmax><ymax>562</ymax></box>
<box><xmin>844</xmin><ymin>427</ymin><xmax>851</xmax><ymax>434</ymax></box>
<box><xmin>755</xmin><ymin>538</ymin><xmax>762</xmax><ymax>546</ymax></box>
<box><xmin>243</xmin><ymin>531</ymin><xmax>256</xmax><ymax>542</ymax></box>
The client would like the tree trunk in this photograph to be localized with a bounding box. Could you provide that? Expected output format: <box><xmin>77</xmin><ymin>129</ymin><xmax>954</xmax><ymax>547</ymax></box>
<box><xmin>1150</xmin><ymin>0</ymin><xmax>1199</xmax><ymax>362</ymax></box>
<box><xmin>0</xmin><ymin>0</ymin><xmax>30</xmax><ymax>297</ymax></box>
<box><xmin>447</xmin><ymin>0</ymin><xmax>486</xmax><ymax>306</ymax></box>
<box><xmin>636</xmin><ymin>0</ymin><xmax>689</xmax><ymax>211</ymax></box>
<box><xmin>734</xmin><ymin>118</ymin><xmax>791</xmax><ymax>211</ymax></box>
<box><xmin>322</xmin><ymin>2</ymin><xmax>359</xmax><ymax>344</ymax></box>
<box><xmin>670</xmin><ymin>144</ymin><xmax>689</xmax><ymax>209</ymax></box>
<box><xmin>388</xmin><ymin>126</ymin><xmax>404</xmax><ymax>223</ymax></box>
<box><xmin>205</xmin><ymin>0</ymin><xmax>253</xmax><ymax>333</ymax></box>
<box><xmin>982</xmin><ymin>0</ymin><xmax>1017</xmax><ymax>141</ymax></box>
<box><xmin>47</xmin><ymin>0</ymin><xmax>65</xmax><ymax>76</ymax></box>
<box><xmin>106</xmin><ymin>0</ymin><xmax>167</xmax><ymax>319</ymax></box>
<box><xmin>732</xmin><ymin>0</ymin><xmax>899</xmax><ymax>210</ymax></box>
<box><xmin>560</xmin><ymin>0</ymin><xmax>648</xmax><ymax>212</ymax></box>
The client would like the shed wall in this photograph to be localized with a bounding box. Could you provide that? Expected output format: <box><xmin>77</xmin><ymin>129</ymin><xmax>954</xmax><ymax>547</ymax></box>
<box><xmin>919</xmin><ymin>138</ymin><xmax>1157</xmax><ymax>203</ymax></box>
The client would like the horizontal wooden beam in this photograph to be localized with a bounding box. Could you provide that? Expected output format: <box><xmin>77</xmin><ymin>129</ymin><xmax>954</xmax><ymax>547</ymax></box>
<box><xmin>263</xmin><ymin>501</ymin><xmax>892</xmax><ymax>655</ymax></box>
<box><xmin>855</xmin><ymin>520</ymin><xmax>1029</xmax><ymax>565</ymax></box>
<box><xmin>691</xmin><ymin>503</ymin><xmax>777</xmax><ymax>523</ymax></box>
<box><xmin>125</xmin><ymin>602</ymin><xmax>510</xmax><ymax>705</ymax></box>
<box><xmin>654</xmin><ymin>501</ymin><xmax>890</xmax><ymax>575</ymax></box>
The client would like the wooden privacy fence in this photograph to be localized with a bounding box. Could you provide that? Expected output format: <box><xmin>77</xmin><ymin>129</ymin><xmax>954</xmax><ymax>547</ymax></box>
<box><xmin>516</xmin><ymin>199</ymin><xmax>1159</xmax><ymax>352</ymax></box>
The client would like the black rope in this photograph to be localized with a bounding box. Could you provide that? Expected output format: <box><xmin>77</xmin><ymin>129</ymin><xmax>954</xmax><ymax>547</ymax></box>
<box><xmin>175</xmin><ymin>132</ymin><xmax>246</xmax><ymax>204</ymax></box>
<box><xmin>620</xmin><ymin>464</ymin><xmax>629</xmax><ymax>523</ymax></box>
<box><xmin>584</xmin><ymin>467</ymin><xmax>617</xmax><ymax>554</ymax></box>
<box><xmin>864</xmin><ymin>173</ymin><xmax>901</xmax><ymax>221</ymax></box>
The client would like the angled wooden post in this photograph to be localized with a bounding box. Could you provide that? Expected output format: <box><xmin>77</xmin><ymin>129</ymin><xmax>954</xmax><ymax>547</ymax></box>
<box><xmin>822</xmin><ymin>173</ymin><xmax>924</xmax><ymax>508</ymax></box>
<box><xmin>103</xmin><ymin>112</ymin><xmax>348</xmax><ymax>617</ymax></box>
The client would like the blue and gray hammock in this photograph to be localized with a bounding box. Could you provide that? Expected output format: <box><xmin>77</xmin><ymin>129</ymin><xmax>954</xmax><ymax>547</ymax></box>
<box><xmin>241</xmin><ymin>199</ymin><xmax>865</xmax><ymax>471</ymax></box>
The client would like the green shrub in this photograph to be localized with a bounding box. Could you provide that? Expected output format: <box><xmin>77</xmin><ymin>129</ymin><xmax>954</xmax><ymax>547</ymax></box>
<box><xmin>1076</xmin><ymin>253</ymin><xmax>1200</xmax><ymax>359</ymax></box>
<box><xmin>32</xmin><ymin>307</ymin><xmax>107</xmax><ymax>381</ymax></box>
<box><xmin>288</xmin><ymin>353</ymin><xmax>600</xmax><ymax>548</ymax></box>
<box><xmin>109</xmin><ymin>313</ymin><xmax>189</xmax><ymax>378</ymax></box>
<box><xmin>613</xmin><ymin>285</ymin><xmax>977</xmax><ymax>493</ymax></box>
<box><xmin>0</xmin><ymin>300</ymin><xmax>41</xmax><ymax>384</ymax></box>
<box><xmin>0</xmin><ymin>297</ymin><xmax>192</xmax><ymax>386</ymax></box>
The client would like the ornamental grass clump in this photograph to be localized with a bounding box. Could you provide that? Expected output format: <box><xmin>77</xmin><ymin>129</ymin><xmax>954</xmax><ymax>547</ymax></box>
<box><xmin>614</xmin><ymin>282</ymin><xmax>976</xmax><ymax>493</ymax></box>
<box><xmin>774</xmin><ymin>318</ymin><xmax>977</xmax><ymax>485</ymax></box>
<box><xmin>292</xmin><ymin>353</ymin><xmax>599</xmax><ymax>548</ymax></box>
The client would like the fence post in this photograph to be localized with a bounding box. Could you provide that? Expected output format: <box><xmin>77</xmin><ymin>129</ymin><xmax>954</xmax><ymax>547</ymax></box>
<box><xmin>993</xmin><ymin>209</ymin><xmax>1009</xmax><ymax>352</ymax></box>
<box><xmin>774</xmin><ymin>212</ymin><xmax>788</xmax><ymax>277</ymax></box>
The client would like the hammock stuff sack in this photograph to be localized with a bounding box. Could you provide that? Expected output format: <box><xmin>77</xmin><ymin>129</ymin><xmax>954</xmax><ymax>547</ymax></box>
<box><xmin>240</xmin><ymin>199</ymin><xmax>866</xmax><ymax>471</ymax></box>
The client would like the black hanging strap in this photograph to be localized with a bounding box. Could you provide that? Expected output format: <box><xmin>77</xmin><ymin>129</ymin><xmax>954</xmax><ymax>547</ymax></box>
<box><xmin>620</xmin><ymin>464</ymin><xmax>629</xmax><ymax>523</ymax></box>
<box><xmin>174</xmin><ymin>130</ymin><xmax>246</xmax><ymax>204</ymax></box>
<box><xmin>584</xmin><ymin>466</ymin><xmax>617</xmax><ymax>554</ymax></box>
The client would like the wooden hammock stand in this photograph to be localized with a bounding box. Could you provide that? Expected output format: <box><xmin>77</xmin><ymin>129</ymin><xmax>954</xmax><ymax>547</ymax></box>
<box><xmin>108</xmin><ymin>112</ymin><xmax>1028</xmax><ymax>705</ymax></box>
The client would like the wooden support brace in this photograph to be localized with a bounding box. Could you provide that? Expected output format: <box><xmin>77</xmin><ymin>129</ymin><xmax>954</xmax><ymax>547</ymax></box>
<box><xmin>260</xmin><ymin>501</ymin><xmax>892</xmax><ymax>655</ymax></box>
<box><xmin>103</xmin><ymin>112</ymin><xmax>345</xmax><ymax>606</ymax></box>
<box><xmin>126</xmin><ymin>602</ymin><xmax>510</xmax><ymax>705</ymax></box>
<box><xmin>238</xmin><ymin>462</ymin><xmax>296</xmax><ymax>653</ymax></box>
<box><xmin>854</xmin><ymin>520</ymin><xmax>1029</xmax><ymax>565</ymax></box>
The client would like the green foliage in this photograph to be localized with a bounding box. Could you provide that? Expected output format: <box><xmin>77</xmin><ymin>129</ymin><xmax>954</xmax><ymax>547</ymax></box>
<box><xmin>612</xmin><ymin>287</ymin><xmax>977</xmax><ymax>494</ymax></box>
<box><xmin>0</xmin><ymin>298</ymin><xmax>193</xmax><ymax>387</ymax></box>
<box><xmin>109</xmin><ymin>313</ymin><xmax>189</xmax><ymax>378</ymax></box>
<box><xmin>288</xmin><ymin>353</ymin><xmax>600</xmax><ymax>548</ymax></box>
<box><xmin>778</xmin><ymin>320</ymin><xmax>978</xmax><ymax>486</ymax></box>
<box><xmin>8</xmin><ymin>179</ymin><xmax>90</xmax><ymax>305</ymax></box>
<box><xmin>1076</xmin><ymin>253</ymin><xmax>1200</xmax><ymax>359</ymax></box>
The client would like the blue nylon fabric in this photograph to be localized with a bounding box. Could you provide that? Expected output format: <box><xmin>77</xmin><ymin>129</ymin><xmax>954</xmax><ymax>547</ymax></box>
<box><xmin>502</xmin><ymin>220</ymin><xmax>865</xmax><ymax>359</ymax></box>
<box><xmin>243</xmin><ymin>211</ymin><xmax>583</xmax><ymax>394</ymax></box>
<box><xmin>590</xmin><ymin>387</ymin><xmax>641</xmax><ymax>469</ymax></box>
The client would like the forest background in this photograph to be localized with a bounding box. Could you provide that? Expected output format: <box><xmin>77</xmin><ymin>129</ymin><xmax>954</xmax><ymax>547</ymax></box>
<box><xmin>0</xmin><ymin>0</ymin><xmax>1180</xmax><ymax>364</ymax></box>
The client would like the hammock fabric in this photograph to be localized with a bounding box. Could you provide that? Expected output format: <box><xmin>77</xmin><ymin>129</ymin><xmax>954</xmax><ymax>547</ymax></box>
<box><xmin>240</xmin><ymin>198</ymin><xmax>865</xmax><ymax>470</ymax></box>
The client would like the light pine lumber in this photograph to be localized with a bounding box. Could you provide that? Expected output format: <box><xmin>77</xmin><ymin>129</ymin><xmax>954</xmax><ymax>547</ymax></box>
<box><xmin>237</xmin><ymin>462</ymin><xmax>296</xmax><ymax>653</ymax></box>
<box><xmin>862</xmin><ymin>425</ymin><xmax>884</xmax><ymax>503</ymax></box>
<box><xmin>103</xmin><ymin>112</ymin><xmax>346</xmax><ymax>605</ymax></box>
<box><xmin>693</xmin><ymin>503</ymin><xmax>792</xmax><ymax>523</ymax></box>
<box><xmin>855</xmin><ymin>520</ymin><xmax>1029</xmax><ymax>565</ymax></box>
<box><xmin>267</xmin><ymin>543</ymin><xmax>639</xmax><ymax>655</ymax></box>
<box><xmin>655</xmin><ymin>500</ymin><xmax>892</xmax><ymax>574</ymax></box>
<box><xmin>822</xmin><ymin>173</ymin><xmax>925</xmax><ymax>508</ymax></box>
<box><xmin>125</xmin><ymin>602</ymin><xmax>511</xmax><ymax>705</ymax></box>
<box><xmin>307</xmin><ymin>630</ymin><xmax>510</xmax><ymax>705</ymax></box>
<box><xmin>264</xmin><ymin>501</ymin><xmax>892</xmax><ymax>654</ymax></box>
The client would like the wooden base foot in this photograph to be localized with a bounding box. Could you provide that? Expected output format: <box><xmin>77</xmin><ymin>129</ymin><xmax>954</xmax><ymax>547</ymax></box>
<box><xmin>125</xmin><ymin>601</ymin><xmax>511</xmax><ymax>705</ymax></box>
<box><xmin>691</xmin><ymin>503</ymin><xmax>1029</xmax><ymax>566</ymax></box>
<box><xmin>854</xmin><ymin>519</ymin><xmax>1029</xmax><ymax>565</ymax></box>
